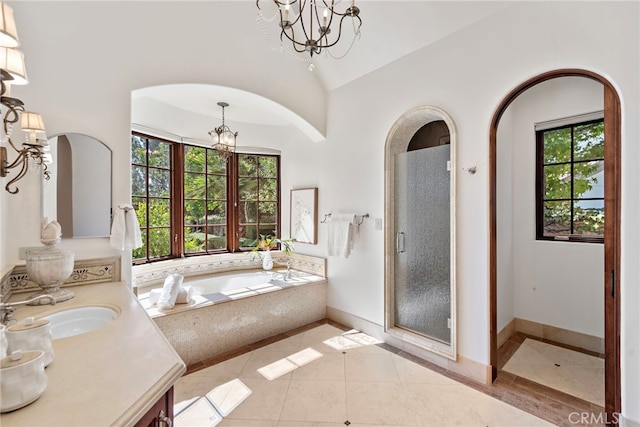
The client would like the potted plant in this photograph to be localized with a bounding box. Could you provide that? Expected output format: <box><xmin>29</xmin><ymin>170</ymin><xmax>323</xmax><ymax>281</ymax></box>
<box><xmin>251</xmin><ymin>234</ymin><xmax>295</xmax><ymax>270</ymax></box>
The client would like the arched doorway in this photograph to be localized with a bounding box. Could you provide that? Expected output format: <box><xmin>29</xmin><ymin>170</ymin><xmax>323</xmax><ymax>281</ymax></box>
<box><xmin>384</xmin><ymin>106</ymin><xmax>458</xmax><ymax>360</ymax></box>
<box><xmin>489</xmin><ymin>69</ymin><xmax>621</xmax><ymax>419</ymax></box>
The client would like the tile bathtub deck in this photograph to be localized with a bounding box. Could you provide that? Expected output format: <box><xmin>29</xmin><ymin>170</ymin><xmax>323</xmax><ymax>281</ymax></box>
<box><xmin>174</xmin><ymin>321</ymin><xmax>568</xmax><ymax>426</ymax></box>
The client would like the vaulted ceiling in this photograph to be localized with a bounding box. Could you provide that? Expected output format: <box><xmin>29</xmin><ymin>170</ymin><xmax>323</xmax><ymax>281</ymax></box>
<box><xmin>131</xmin><ymin>1</ymin><xmax>513</xmax><ymax>142</ymax></box>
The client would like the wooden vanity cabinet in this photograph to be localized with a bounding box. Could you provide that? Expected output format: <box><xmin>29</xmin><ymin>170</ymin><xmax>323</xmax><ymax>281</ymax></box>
<box><xmin>134</xmin><ymin>386</ymin><xmax>174</xmax><ymax>427</ymax></box>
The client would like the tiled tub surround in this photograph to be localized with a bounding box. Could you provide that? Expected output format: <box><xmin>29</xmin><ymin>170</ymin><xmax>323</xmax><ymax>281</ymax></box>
<box><xmin>142</xmin><ymin>269</ymin><xmax>327</xmax><ymax>367</ymax></box>
<box><xmin>132</xmin><ymin>252</ymin><xmax>326</xmax><ymax>290</ymax></box>
<box><xmin>0</xmin><ymin>281</ymin><xmax>185</xmax><ymax>426</ymax></box>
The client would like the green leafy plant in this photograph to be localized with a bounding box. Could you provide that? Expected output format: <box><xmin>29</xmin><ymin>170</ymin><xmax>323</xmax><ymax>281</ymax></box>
<box><xmin>250</xmin><ymin>234</ymin><xmax>295</xmax><ymax>257</ymax></box>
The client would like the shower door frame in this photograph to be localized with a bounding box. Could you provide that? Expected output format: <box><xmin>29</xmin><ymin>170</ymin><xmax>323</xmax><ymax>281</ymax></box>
<box><xmin>384</xmin><ymin>105</ymin><xmax>458</xmax><ymax>361</ymax></box>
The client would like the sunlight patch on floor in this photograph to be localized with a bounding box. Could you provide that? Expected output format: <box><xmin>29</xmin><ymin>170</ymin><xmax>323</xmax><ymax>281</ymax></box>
<box><xmin>175</xmin><ymin>378</ymin><xmax>252</xmax><ymax>426</ymax></box>
<box><xmin>257</xmin><ymin>347</ymin><xmax>324</xmax><ymax>380</ymax></box>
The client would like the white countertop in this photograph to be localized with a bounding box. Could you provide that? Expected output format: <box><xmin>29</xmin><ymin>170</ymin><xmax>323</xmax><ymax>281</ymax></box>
<box><xmin>0</xmin><ymin>282</ymin><xmax>186</xmax><ymax>427</ymax></box>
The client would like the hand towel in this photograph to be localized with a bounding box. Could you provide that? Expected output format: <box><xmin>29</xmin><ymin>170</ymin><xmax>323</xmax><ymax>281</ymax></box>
<box><xmin>109</xmin><ymin>204</ymin><xmax>142</xmax><ymax>250</ymax></box>
<box><xmin>124</xmin><ymin>205</ymin><xmax>143</xmax><ymax>250</ymax></box>
<box><xmin>109</xmin><ymin>207</ymin><xmax>126</xmax><ymax>250</ymax></box>
<box><xmin>327</xmin><ymin>213</ymin><xmax>356</xmax><ymax>258</ymax></box>
<box><xmin>157</xmin><ymin>274</ymin><xmax>184</xmax><ymax>309</ymax></box>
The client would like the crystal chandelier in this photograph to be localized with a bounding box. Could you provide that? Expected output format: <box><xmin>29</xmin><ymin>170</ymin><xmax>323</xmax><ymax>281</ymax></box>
<box><xmin>256</xmin><ymin>0</ymin><xmax>362</xmax><ymax>59</ymax></box>
<box><xmin>209</xmin><ymin>102</ymin><xmax>237</xmax><ymax>158</ymax></box>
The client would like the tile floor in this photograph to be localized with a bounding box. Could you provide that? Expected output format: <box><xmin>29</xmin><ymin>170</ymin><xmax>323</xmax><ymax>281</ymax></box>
<box><xmin>495</xmin><ymin>332</ymin><xmax>606</xmax><ymax>427</ymax></box>
<box><xmin>174</xmin><ymin>323</ymin><xmax>555</xmax><ymax>426</ymax></box>
<box><xmin>502</xmin><ymin>338</ymin><xmax>604</xmax><ymax>406</ymax></box>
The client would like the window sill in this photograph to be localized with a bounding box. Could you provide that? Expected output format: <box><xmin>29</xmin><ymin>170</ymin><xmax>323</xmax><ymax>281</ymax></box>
<box><xmin>536</xmin><ymin>236</ymin><xmax>604</xmax><ymax>244</ymax></box>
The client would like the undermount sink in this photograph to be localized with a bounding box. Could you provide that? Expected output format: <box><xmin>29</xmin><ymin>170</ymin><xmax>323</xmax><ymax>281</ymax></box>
<box><xmin>41</xmin><ymin>306</ymin><xmax>119</xmax><ymax>339</ymax></box>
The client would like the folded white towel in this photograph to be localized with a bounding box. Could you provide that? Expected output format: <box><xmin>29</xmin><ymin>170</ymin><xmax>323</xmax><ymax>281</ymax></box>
<box><xmin>327</xmin><ymin>213</ymin><xmax>356</xmax><ymax>258</ymax></box>
<box><xmin>175</xmin><ymin>286</ymin><xmax>192</xmax><ymax>304</ymax></box>
<box><xmin>157</xmin><ymin>274</ymin><xmax>184</xmax><ymax>309</ymax></box>
<box><xmin>148</xmin><ymin>289</ymin><xmax>162</xmax><ymax>305</ymax></box>
<box><xmin>109</xmin><ymin>204</ymin><xmax>142</xmax><ymax>251</ymax></box>
<box><xmin>150</xmin><ymin>285</ymin><xmax>191</xmax><ymax>306</ymax></box>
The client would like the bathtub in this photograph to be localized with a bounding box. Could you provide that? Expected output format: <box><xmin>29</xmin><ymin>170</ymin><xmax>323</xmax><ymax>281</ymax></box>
<box><xmin>186</xmin><ymin>270</ymin><xmax>294</xmax><ymax>296</ymax></box>
<box><xmin>139</xmin><ymin>269</ymin><xmax>327</xmax><ymax>366</ymax></box>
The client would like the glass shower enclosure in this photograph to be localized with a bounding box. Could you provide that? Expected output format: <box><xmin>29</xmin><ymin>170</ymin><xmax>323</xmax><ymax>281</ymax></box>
<box><xmin>394</xmin><ymin>145</ymin><xmax>451</xmax><ymax>344</ymax></box>
<box><xmin>384</xmin><ymin>107</ymin><xmax>456</xmax><ymax>359</ymax></box>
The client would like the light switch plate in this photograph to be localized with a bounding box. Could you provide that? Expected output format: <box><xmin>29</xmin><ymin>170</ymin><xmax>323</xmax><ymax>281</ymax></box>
<box><xmin>375</xmin><ymin>218</ymin><xmax>382</xmax><ymax>230</ymax></box>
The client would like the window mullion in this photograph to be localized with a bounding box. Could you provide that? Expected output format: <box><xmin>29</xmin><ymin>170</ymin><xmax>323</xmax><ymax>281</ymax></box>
<box><xmin>145</xmin><ymin>138</ymin><xmax>151</xmax><ymax>261</ymax></box>
<box><xmin>570</xmin><ymin>125</ymin><xmax>575</xmax><ymax>235</ymax></box>
<box><xmin>172</xmin><ymin>143</ymin><xmax>184</xmax><ymax>257</ymax></box>
<box><xmin>205</xmin><ymin>157</ymin><xmax>209</xmax><ymax>254</ymax></box>
<box><xmin>228</xmin><ymin>154</ymin><xmax>238</xmax><ymax>252</ymax></box>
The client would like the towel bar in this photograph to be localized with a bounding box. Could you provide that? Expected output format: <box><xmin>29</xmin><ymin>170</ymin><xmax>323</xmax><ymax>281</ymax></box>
<box><xmin>321</xmin><ymin>213</ymin><xmax>369</xmax><ymax>225</ymax></box>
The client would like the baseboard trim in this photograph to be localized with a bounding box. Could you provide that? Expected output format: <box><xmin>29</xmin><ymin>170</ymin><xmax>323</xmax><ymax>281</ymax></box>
<box><xmin>497</xmin><ymin>318</ymin><xmax>516</xmax><ymax>348</ymax></box>
<box><xmin>498</xmin><ymin>317</ymin><xmax>604</xmax><ymax>355</ymax></box>
<box><xmin>326</xmin><ymin>306</ymin><xmax>491</xmax><ymax>385</ymax></box>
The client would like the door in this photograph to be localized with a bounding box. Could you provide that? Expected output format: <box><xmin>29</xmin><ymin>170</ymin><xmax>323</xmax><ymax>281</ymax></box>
<box><xmin>393</xmin><ymin>144</ymin><xmax>451</xmax><ymax>344</ymax></box>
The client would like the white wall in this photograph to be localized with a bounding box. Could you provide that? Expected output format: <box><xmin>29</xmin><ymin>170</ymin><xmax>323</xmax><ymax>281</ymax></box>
<box><xmin>496</xmin><ymin>107</ymin><xmax>514</xmax><ymax>333</ymax></box>
<box><xmin>2</xmin><ymin>1</ymin><xmax>326</xmax><ymax>281</ymax></box>
<box><xmin>505</xmin><ymin>77</ymin><xmax>604</xmax><ymax>338</ymax></box>
<box><xmin>312</xmin><ymin>3</ymin><xmax>639</xmax><ymax>421</ymax></box>
<box><xmin>2</xmin><ymin>1</ymin><xmax>639</xmax><ymax>423</ymax></box>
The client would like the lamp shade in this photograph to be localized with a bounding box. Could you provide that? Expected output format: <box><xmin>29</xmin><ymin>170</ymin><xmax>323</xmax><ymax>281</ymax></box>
<box><xmin>0</xmin><ymin>47</ymin><xmax>27</xmax><ymax>84</ymax></box>
<box><xmin>21</xmin><ymin>111</ymin><xmax>45</xmax><ymax>132</ymax></box>
<box><xmin>0</xmin><ymin>2</ymin><xmax>19</xmax><ymax>48</ymax></box>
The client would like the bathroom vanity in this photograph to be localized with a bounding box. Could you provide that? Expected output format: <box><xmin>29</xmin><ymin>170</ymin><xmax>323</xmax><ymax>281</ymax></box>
<box><xmin>0</xmin><ymin>281</ymin><xmax>185</xmax><ymax>426</ymax></box>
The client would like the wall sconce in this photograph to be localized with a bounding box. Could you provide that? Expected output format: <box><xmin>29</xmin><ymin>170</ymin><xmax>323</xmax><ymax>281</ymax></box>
<box><xmin>0</xmin><ymin>108</ymin><xmax>49</xmax><ymax>194</ymax></box>
<box><xmin>0</xmin><ymin>1</ymin><xmax>49</xmax><ymax>194</ymax></box>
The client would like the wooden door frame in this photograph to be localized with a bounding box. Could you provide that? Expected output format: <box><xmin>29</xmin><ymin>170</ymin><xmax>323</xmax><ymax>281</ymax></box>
<box><xmin>489</xmin><ymin>69</ymin><xmax>621</xmax><ymax>419</ymax></box>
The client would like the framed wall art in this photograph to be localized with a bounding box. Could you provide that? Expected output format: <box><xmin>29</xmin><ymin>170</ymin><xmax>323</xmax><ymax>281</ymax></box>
<box><xmin>290</xmin><ymin>187</ymin><xmax>318</xmax><ymax>244</ymax></box>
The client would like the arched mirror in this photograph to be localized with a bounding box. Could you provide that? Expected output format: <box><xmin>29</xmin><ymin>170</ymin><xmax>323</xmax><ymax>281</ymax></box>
<box><xmin>42</xmin><ymin>133</ymin><xmax>112</xmax><ymax>238</ymax></box>
<box><xmin>384</xmin><ymin>106</ymin><xmax>457</xmax><ymax>360</ymax></box>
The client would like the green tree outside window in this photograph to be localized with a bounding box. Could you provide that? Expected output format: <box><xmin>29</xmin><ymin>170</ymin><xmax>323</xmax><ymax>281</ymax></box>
<box><xmin>538</xmin><ymin>120</ymin><xmax>604</xmax><ymax>241</ymax></box>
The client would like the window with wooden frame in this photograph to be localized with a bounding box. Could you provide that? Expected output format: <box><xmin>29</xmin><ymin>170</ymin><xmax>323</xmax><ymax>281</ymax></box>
<box><xmin>131</xmin><ymin>134</ymin><xmax>173</xmax><ymax>261</ymax></box>
<box><xmin>131</xmin><ymin>133</ymin><xmax>281</xmax><ymax>263</ymax></box>
<box><xmin>536</xmin><ymin>115</ymin><xmax>604</xmax><ymax>243</ymax></box>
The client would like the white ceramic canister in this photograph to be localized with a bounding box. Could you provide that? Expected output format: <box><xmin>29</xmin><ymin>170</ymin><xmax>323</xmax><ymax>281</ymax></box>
<box><xmin>6</xmin><ymin>318</ymin><xmax>54</xmax><ymax>367</ymax></box>
<box><xmin>0</xmin><ymin>350</ymin><xmax>48</xmax><ymax>413</ymax></box>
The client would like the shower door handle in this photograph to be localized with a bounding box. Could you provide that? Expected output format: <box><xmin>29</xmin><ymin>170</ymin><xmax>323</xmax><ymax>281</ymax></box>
<box><xmin>396</xmin><ymin>232</ymin><xmax>405</xmax><ymax>254</ymax></box>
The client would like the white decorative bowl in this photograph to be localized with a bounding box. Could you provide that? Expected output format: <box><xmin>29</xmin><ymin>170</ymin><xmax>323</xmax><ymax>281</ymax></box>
<box><xmin>0</xmin><ymin>350</ymin><xmax>48</xmax><ymax>413</ymax></box>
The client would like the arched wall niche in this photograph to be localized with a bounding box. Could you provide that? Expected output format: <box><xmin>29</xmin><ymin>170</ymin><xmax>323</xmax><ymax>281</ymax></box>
<box><xmin>384</xmin><ymin>105</ymin><xmax>458</xmax><ymax>360</ymax></box>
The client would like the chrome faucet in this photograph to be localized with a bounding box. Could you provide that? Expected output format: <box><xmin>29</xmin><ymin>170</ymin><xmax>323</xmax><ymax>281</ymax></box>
<box><xmin>273</xmin><ymin>259</ymin><xmax>293</xmax><ymax>281</ymax></box>
<box><xmin>0</xmin><ymin>294</ymin><xmax>56</xmax><ymax>325</ymax></box>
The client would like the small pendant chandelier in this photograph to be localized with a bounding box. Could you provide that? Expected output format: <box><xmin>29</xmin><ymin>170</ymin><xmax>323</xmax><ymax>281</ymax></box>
<box><xmin>209</xmin><ymin>101</ymin><xmax>237</xmax><ymax>158</ymax></box>
<box><xmin>257</xmin><ymin>0</ymin><xmax>362</xmax><ymax>60</ymax></box>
